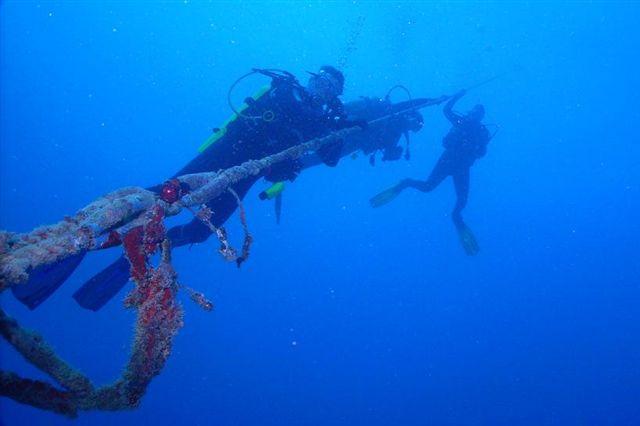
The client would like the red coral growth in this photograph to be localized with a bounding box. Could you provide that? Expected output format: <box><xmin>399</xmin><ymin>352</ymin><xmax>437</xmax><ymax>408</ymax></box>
<box><xmin>99</xmin><ymin>231</ymin><xmax>122</xmax><ymax>249</ymax></box>
<box><xmin>123</xmin><ymin>205</ymin><xmax>166</xmax><ymax>283</ymax></box>
<box><xmin>143</xmin><ymin>205</ymin><xmax>165</xmax><ymax>253</ymax></box>
<box><xmin>123</xmin><ymin>226</ymin><xmax>146</xmax><ymax>282</ymax></box>
<box><xmin>119</xmin><ymin>206</ymin><xmax>183</xmax><ymax>406</ymax></box>
<box><xmin>124</xmin><ymin>262</ymin><xmax>183</xmax><ymax>407</ymax></box>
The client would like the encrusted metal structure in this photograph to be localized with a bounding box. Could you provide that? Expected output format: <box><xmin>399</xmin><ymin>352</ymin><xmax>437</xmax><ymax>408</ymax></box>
<box><xmin>0</xmin><ymin>127</ymin><xmax>358</xmax><ymax>417</ymax></box>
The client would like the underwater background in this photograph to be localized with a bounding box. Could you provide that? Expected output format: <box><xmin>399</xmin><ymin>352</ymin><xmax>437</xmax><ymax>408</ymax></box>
<box><xmin>1</xmin><ymin>1</ymin><xmax>639</xmax><ymax>425</ymax></box>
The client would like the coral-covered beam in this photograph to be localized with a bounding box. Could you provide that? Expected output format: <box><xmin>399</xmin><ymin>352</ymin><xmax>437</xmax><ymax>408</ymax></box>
<box><xmin>0</xmin><ymin>309</ymin><xmax>93</xmax><ymax>395</ymax></box>
<box><xmin>0</xmin><ymin>371</ymin><xmax>77</xmax><ymax>418</ymax></box>
<box><xmin>1</xmin><ymin>207</ymin><xmax>184</xmax><ymax>415</ymax></box>
<box><xmin>0</xmin><ymin>125</ymin><xmax>359</xmax><ymax>289</ymax></box>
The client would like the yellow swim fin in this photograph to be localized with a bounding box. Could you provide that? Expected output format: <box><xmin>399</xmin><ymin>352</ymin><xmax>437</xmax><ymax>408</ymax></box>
<box><xmin>456</xmin><ymin>224</ymin><xmax>480</xmax><ymax>256</ymax></box>
<box><xmin>369</xmin><ymin>184</ymin><xmax>402</xmax><ymax>208</ymax></box>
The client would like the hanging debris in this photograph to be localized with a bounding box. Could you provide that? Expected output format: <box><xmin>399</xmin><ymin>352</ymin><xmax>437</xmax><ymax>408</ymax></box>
<box><xmin>183</xmin><ymin>285</ymin><xmax>214</xmax><ymax>312</ymax></box>
<box><xmin>228</xmin><ymin>187</ymin><xmax>253</xmax><ymax>267</ymax></box>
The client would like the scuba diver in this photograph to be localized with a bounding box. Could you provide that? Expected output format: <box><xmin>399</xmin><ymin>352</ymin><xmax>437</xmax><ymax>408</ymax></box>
<box><xmin>160</xmin><ymin>66</ymin><xmax>365</xmax><ymax>246</ymax></box>
<box><xmin>11</xmin><ymin>66</ymin><xmax>443</xmax><ymax>311</ymax></box>
<box><xmin>369</xmin><ymin>89</ymin><xmax>491</xmax><ymax>255</ymax></box>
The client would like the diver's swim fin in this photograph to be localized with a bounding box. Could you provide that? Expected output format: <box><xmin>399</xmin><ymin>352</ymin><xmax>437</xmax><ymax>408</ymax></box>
<box><xmin>456</xmin><ymin>224</ymin><xmax>480</xmax><ymax>256</ymax></box>
<box><xmin>369</xmin><ymin>184</ymin><xmax>402</xmax><ymax>208</ymax></box>
<box><xmin>11</xmin><ymin>251</ymin><xmax>87</xmax><ymax>310</ymax></box>
<box><xmin>72</xmin><ymin>256</ymin><xmax>131</xmax><ymax>311</ymax></box>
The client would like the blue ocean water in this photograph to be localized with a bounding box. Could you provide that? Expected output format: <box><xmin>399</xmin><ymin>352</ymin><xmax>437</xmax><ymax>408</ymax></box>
<box><xmin>1</xmin><ymin>2</ymin><xmax>639</xmax><ymax>425</ymax></box>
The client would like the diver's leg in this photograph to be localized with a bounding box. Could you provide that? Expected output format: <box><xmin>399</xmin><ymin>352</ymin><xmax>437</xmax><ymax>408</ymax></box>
<box><xmin>166</xmin><ymin>216</ymin><xmax>213</xmax><ymax>247</ymax></box>
<box><xmin>401</xmin><ymin>152</ymin><xmax>452</xmax><ymax>193</ymax></box>
<box><xmin>370</xmin><ymin>152</ymin><xmax>452</xmax><ymax>208</ymax></box>
<box><xmin>451</xmin><ymin>168</ymin><xmax>479</xmax><ymax>255</ymax></box>
<box><xmin>451</xmin><ymin>168</ymin><xmax>470</xmax><ymax>227</ymax></box>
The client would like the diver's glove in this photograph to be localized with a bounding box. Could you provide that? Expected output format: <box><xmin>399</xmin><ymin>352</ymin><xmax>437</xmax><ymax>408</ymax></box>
<box><xmin>333</xmin><ymin>117</ymin><xmax>368</xmax><ymax>131</ymax></box>
<box><xmin>353</xmin><ymin>119</ymin><xmax>368</xmax><ymax>130</ymax></box>
<box><xmin>317</xmin><ymin>139</ymin><xmax>344</xmax><ymax>167</ymax></box>
<box><xmin>253</xmin><ymin>68</ymin><xmax>297</xmax><ymax>82</ymax></box>
<box><xmin>454</xmin><ymin>89</ymin><xmax>467</xmax><ymax>98</ymax></box>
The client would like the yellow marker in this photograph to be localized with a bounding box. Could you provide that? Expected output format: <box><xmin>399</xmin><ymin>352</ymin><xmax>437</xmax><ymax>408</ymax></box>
<box><xmin>259</xmin><ymin>181</ymin><xmax>285</xmax><ymax>200</ymax></box>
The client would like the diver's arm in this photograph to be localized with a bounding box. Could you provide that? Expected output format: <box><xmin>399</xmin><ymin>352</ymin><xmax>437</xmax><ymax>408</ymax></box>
<box><xmin>333</xmin><ymin>116</ymin><xmax>368</xmax><ymax>131</ymax></box>
<box><xmin>317</xmin><ymin>101</ymin><xmax>368</xmax><ymax>167</ymax></box>
<box><xmin>328</xmin><ymin>100</ymin><xmax>368</xmax><ymax>131</ymax></box>
<box><xmin>254</xmin><ymin>68</ymin><xmax>298</xmax><ymax>88</ymax></box>
<box><xmin>317</xmin><ymin>141</ymin><xmax>343</xmax><ymax>167</ymax></box>
<box><xmin>476</xmin><ymin>144</ymin><xmax>487</xmax><ymax>158</ymax></box>
<box><xmin>444</xmin><ymin>90</ymin><xmax>466</xmax><ymax>125</ymax></box>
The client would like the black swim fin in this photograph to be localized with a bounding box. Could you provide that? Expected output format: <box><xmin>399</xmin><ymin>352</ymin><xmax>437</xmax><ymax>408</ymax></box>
<box><xmin>11</xmin><ymin>251</ymin><xmax>87</xmax><ymax>310</ymax></box>
<box><xmin>72</xmin><ymin>256</ymin><xmax>131</xmax><ymax>311</ymax></box>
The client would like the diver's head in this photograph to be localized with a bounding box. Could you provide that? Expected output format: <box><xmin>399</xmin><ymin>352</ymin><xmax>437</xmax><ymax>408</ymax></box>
<box><xmin>468</xmin><ymin>104</ymin><xmax>485</xmax><ymax>121</ymax></box>
<box><xmin>307</xmin><ymin>65</ymin><xmax>344</xmax><ymax>103</ymax></box>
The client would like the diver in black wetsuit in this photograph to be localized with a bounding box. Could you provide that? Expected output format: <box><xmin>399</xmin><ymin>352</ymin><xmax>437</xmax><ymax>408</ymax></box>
<box><xmin>12</xmin><ymin>67</ymin><xmax>436</xmax><ymax>311</ymax></box>
<box><xmin>369</xmin><ymin>89</ymin><xmax>490</xmax><ymax>255</ymax></box>
<box><xmin>164</xmin><ymin>66</ymin><xmax>363</xmax><ymax>246</ymax></box>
